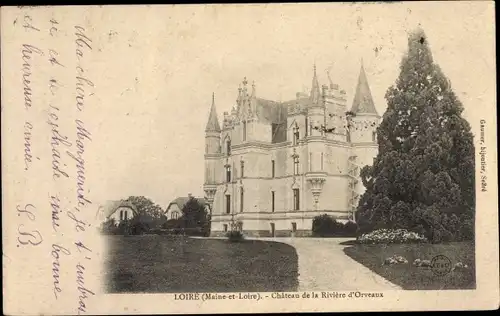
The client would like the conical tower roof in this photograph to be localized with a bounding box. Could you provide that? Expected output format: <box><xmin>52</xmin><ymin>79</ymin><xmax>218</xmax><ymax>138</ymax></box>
<box><xmin>351</xmin><ymin>62</ymin><xmax>378</xmax><ymax>115</ymax></box>
<box><xmin>310</xmin><ymin>64</ymin><xmax>321</xmax><ymax>105</ymax></box>
<box><xmin>205</xmin><ymin>93</ymin><xmax>221</xmax><ymax>132</ymax></box>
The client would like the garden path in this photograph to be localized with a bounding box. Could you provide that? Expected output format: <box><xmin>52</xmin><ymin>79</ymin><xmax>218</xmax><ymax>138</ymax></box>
<box><xmin>254</xmin><ymin>237</ymin><xmax>402</xmax><ymax>291</ymax></box>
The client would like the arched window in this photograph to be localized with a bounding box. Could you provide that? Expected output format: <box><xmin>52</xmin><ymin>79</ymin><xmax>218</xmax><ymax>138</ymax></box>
<box><xmin>226</xmin><ymin>165</ymin><xmax>231</xmax><ymax>182</ymax></box>
<box><xmin>225</xmin><ymin>195</ymin><xmax>231</xmax><ymax>214</ymax></box>
<box><xmin>172</xmin><ymin>211</ymin><xmax>179</xmax><ymax>220</ymax></box>
<box><xmin>119</xmin><ymin>210</ymin><xmax>123</xmax><ymax>221</ymax></box>
<box><xmin>293</xmin><ymin>188</ymin><xmax>300</xmax><ymax>211</ymax></box>
<box><xmin>271</xmin><ymin>191</ymin><xmax>275</xmax><ymax>212</ymax></box>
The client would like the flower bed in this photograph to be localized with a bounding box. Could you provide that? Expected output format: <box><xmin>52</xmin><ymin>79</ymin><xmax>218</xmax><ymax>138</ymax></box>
<box><xmin>357</xmin><ymin>228</ymin><xmax>427</xmax><ymax>244</ymax></box>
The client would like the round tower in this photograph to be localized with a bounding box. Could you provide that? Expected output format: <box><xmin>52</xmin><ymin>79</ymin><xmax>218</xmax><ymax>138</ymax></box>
<box><xmin>307</xmin><ymin>64</ymin><xmax>326</xmax><ymax>138</ymax></box>
<box><xmin>205</xmin><ymin>93</ymin><xmax>222</xmax><ymax>155</ymax></box>
<box><xmin>204</xmin><ymin>93</ymin><xmax>221</xmax><ymax>213</ymax></box>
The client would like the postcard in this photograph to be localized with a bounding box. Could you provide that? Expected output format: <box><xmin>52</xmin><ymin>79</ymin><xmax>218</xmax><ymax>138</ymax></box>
<box><xmin>2</xmin><ymin>2</ymin><xmax>498</xmax><ymax>314</ymax></box>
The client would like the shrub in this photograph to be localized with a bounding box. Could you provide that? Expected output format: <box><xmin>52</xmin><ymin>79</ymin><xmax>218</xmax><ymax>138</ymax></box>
<box><xmin>101</xmin><ymin>218</ymin><xmax>118</xmax><ymax>235</ymax></box>
<box><xmin>128</xmin><ymin>218</ymin><xmax>150</xmax><ymax>235</ymax></box>
<box><xmin>343</xmin><ymin>221</ymin><xmax>359</xmax><ymax>237</ymax></box>
<box><xmin>163</xmin><ymin>218</ymin><xmax>182</xmax><ymax>229</ymax></box>
<box><xmin>357</xmin><ymin>228</ymin><xmax>428</xmax><ymax>244</ymax></box>
<box><xmin>226</xmin><ymin>230</ymin><xmax>244</xmax><ymax>242</ymax></box>
<box><xmin>312</xmin><ymin>215</ymin><xmax>358</xmax><ymax>237</ymax></box>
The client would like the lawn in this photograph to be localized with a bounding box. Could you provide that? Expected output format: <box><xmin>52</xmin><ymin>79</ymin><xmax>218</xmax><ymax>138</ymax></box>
<box><xmin>104</xmin><ymin>235</ymin><xmax>299</xmax><ymax>293</ymax></box>
<box><xmin>343</xmin><ymin>242</ymin><xmax>475</xmax><ymax>290</ymax></box>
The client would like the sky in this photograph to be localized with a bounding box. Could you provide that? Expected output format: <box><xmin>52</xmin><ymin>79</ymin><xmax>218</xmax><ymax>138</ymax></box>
<box><xmin>87</xmin><ymin>2</ymin><xmax>495</xmax><ymax>208</ymax></box>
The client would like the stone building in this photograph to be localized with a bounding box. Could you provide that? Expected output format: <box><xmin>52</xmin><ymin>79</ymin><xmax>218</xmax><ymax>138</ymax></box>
<box><xmin>203</xmin><ymin>63</ymin><xmax>380</xmax><ymax>237</ymax></box>
<box><xmin>98</xmin><ymin>200</ymin><xmax>138</xmax><ymax>224</ymax></box>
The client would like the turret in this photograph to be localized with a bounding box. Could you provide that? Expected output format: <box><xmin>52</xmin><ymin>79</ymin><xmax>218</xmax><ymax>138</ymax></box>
<box><xmin>348</xmin><ymin>61</ymin><xmax>380</xmax><ymax>144</ymax></box>
<box><xmin>205</xmin><ymin>93</ymin><xmax>221</xmax><ymax>154</ymax></box>
<box><xmin>307</xmin><ymin>64</ymin><xmax>325</xmax><ymax>137</ymax></box>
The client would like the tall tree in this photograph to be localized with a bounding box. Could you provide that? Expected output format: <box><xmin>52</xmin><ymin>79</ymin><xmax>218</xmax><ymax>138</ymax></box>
<box><xmin>356</xmin><ymin>28</ymin><xmax>475</xmax><ymax>243</ymax></box>
<box><xmin>125</xmin><ymin>196</ymin><xmax>164</xmax><ymax>218</ymax></box>
<box><xmin>181</xmin><ymin>197</ymin><xmax>210</xmax><ymax>236</ymax></box>
<box><xmin>125</xmin><ymin>196</ymin><xmax>167</xmax><ymax>228</ymax></box>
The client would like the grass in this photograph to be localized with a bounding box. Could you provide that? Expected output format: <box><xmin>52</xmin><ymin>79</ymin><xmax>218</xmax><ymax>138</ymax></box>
<box><xmin>104</xmin><ymin>235</ymin><xmax>299</xmax><ymax>293</ymax></box>
<box><xmin>343</xmin><ymin>241</ymin><xmax>475</xmax><ymax>290</ymax></box>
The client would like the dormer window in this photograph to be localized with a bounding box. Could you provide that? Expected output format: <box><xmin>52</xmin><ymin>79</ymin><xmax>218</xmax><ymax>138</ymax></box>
<box><xmin>226</xmin><ymin>139</ymin><xmax>231</xmax><ymax>155</ymax></box>
<box><xmin>293</xmin><ymin>125</ymin><xmax>300</xmax><ymax>145</ymax></box>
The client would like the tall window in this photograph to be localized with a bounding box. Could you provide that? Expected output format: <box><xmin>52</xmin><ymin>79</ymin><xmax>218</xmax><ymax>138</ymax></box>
<box><xmin>293</xmin><ymin>189</ymin><xmax>300</xmax><ymax>211</ymax></box>
<box><xmin>372</xmin><ymin>131</ymin><xmax>376</xmax><ymax>142</ymax></box>
<box><xmin>225</xmin><ymin>195</ymin><xmax>231</xmax><ymax>214</ymax></box>
<box><xmin>305</xmin><ymin>118</ymin><xmax>308</xmax><ymax>136</ymax></box>
<box><xmin>293</xmin><ymin>125</ymin><xmax>300</xmax><ymax>145</ymax></box>
<box><xmin>226</xmin><ymin>139</ymin><xmax>231</xmax><ymax>155</ymax></box>
<box><xmin>223</xmin><ymin>224</ymin><xmax>228</xmax><ymax>232</ymax></box>
<box><xmin>226</xmin><ymin>165</ymin><xmax>231</xmax><ymax>182</ymax></box>
<box><xmin>240</xmin><ymin>189</ymin><xmax>244</xmax><ymax>213</ymax></box>
<box><xmin>124</xmin><ymin>210</ymin><xmax>128</xmax><ymax>220</ymax></box>
<box><xmin>294</xmin><ymin>157</ymin><xmax>300</xmax><ymax>175</ymax></box>
<box><xmin>321</xmin><ymin>153</ymin><xmax>324</xmax><ymax>171</ymax></box>
<box><xmin>271</xmin><ymin>191</ymin><xmax>275</xmax><ymax>212</ymax></box>
<box><xmin>271</xmin><ymin>160</ymin><xmax>275</xmax><ymax>178</ymax></box>
<box><xmin>309</xmin><ymin>152</ymin><xmax>312</xmax><ymax>171</ymax></box>
<box><xmin>240</xmin><ymin>161</ymin><xmax>245</xmax><ymax>178</ymax></box>
<box><xmin>242</xmin><ymin>121</ymin><xmax>247</xmax><ymax>141</ymax></box>
<box><xmin>119</xmin><ymin>210</ymin><xmax>123</xmax><ymax>221</ymax></box>
<box><xmin>346</xmin><ymin>130</ymin><xmax>351</xmax><ymax>143</ymax></box>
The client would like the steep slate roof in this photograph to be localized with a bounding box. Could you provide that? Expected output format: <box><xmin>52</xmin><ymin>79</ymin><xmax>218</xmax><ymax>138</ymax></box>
<box><xmin>256</xmin><ymin>96</ymin><xmax>312</xmax><ymax>144</ymax></box>
<box><xmin>166</xmin><ymin>197</ymin><xmax>206</xmax><ymax>212</ymax></box>
<box><xmin>205</xmin><ymin>93</ymin><xmax>221</xmax><ymax>132</ymax></box>
<box><xmin>100</xmin><ymin>200</ymin><xmax>138</xmax><ymax>218</ymax></box>
<box><xmin>281</xmin><ymin>97</ymin><xmax>310</xmax><ymax>109</ymax></box>
<box><xmin>271</xmin><ymin>123</ymin><xmax>287</xmax><ymax>143</ymax></box>
<box><xmin>255</xmin><ymin>98</ymin><xmax>288</xmax><ymax>125</ymax></box>
<box><xmin>351</xmin><ymin>64</ymin><xmax>379</xmax><ymax>115</ymax></box>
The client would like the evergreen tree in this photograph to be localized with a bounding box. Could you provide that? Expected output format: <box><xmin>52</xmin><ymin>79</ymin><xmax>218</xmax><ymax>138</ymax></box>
<box><xmin>181</xmin><ymin>197</ymin><xmax>211</xmax><ymax>236</ymax></box>
<box><xmin>356</xmin><ymin>28</ymin><xmax>475</xmax><ymax>243</ymax></box>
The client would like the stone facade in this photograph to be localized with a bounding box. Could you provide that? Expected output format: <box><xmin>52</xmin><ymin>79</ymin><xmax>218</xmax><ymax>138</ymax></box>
<box><xmin>204</xmin><ymin>64</ymin><xmax>381</xmax><ymax>237</ymax></box>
